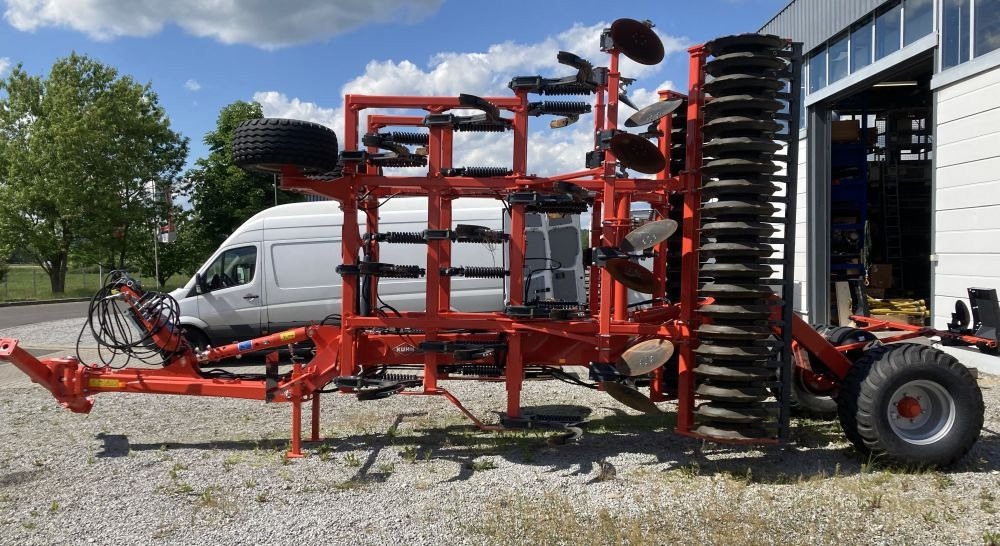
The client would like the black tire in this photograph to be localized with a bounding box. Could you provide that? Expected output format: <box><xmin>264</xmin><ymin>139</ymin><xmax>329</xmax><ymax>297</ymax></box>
<box><xmin>183</xmin><ymin>326</ymin><xmax>210</xmax><ymax>352</ymax></box>
<box><xmin>837</xmin><ymin>344</ymin><xmax>984</xmax><ymax>468</ymax></box>
<box><xmin>790</xmin><ymin>325</ymin><xmax>877</xmax><ymax>419</ymax></box>
<box><xmin>232</xmin><ymin>118</ymin><xmax>339</xmax><ymax>174</ymax></box>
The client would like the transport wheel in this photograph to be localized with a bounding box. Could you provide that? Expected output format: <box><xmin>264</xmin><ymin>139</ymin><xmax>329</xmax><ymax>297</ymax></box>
<box><xmin>232</xmin><ymin>118</ymin><xmax>339</xmax><ymax>174</ymax></box>
<box><xmin>837</xmin><ymin>344</ymin><xmax>984</xmax><ymax>467</ymax></box>
<box><xmin>790</xmin><ymin>326</ymin><xmax>878</xmax><ymax>419</ymax></box>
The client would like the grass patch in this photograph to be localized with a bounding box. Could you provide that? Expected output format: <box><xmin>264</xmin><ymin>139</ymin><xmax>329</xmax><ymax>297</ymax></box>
<box><xmin>0</xmin><ymin>264</ymin><xmax>185</xmax><ymax>302</ymax></box>
<box><xmin>469</xmin><ymin>458</ymin><xmax>498</xmax><ymax>472</ymax></box>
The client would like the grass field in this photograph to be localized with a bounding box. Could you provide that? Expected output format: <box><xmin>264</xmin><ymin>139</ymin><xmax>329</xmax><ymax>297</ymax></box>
<box><xmin>0</xmin><ymin>264</ymin><xmax>187</xmax><ymax>302</ymax></box>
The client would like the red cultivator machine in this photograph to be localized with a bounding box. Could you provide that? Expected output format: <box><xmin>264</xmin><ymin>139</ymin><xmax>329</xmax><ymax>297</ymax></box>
<box><xmin>1</xmin><ymin>21</ymin><xmax>985</xmax><ymax>467</ymax></box>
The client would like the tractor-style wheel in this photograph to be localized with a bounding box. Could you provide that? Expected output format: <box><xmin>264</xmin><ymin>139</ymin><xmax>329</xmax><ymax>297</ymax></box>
<box><xmin>790</xmin><ymin>326</ymin><xmax>877</xmax><ymax>419</ymax></box>
<box><xmin>232</xmin><ymin>118</ymin><xmax>339</xmax><ymax>174</ymax></box>
<box><xmin>836</xmin><ymin>343</ymin><xmax>983</xmax><ymax>467</ymax></box>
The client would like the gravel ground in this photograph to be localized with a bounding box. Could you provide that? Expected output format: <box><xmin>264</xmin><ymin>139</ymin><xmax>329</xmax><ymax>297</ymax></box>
<box><xmin>1</xmin><ymin>319</ymin><xmax>999</xmax><ymax>545</ymax></box>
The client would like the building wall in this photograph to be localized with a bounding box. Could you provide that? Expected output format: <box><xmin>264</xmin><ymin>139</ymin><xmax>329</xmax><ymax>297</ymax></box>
<box><xmin>932</xmin><ymin>65</ymin><xmax>1000</xmax><ymax>328</ymax></box>
<box><xmin>792</xmin><ymin>136</ymin><xmax>809</xmax><ymax>318</ymax></box>
<box><xmin>760</xmin><ymin>0</ymin><xmax>891</xmax><ymax>52</ymax></box>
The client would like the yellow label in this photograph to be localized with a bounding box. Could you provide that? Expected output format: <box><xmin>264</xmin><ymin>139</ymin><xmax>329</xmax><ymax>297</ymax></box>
<box><xmin>88</xmin><ymin>378</ymin><xmax>121</xmax><ymax>389</ymax></box>
<box><xmin>279</xmin><ymin>331</ymin><xmax>296</xmax><ymax>342</ymax></box>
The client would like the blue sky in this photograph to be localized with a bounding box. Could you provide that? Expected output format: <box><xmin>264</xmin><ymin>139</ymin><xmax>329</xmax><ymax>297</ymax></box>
<box><xmin>0</xmin><ymin>0</ymin><xmax>788</xmax><ymax>172</ymax></box>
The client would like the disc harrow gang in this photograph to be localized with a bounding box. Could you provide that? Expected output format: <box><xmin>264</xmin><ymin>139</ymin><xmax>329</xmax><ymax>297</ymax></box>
<box><xmin>1</xmin><ymin>19</ymin><xmax>985</xmax><ymax>468</ymax></box>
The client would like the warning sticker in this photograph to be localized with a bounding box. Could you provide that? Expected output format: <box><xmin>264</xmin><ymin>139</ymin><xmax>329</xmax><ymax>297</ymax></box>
<box><xmin>88</xmin><ymin>378</ymin><xmax>121</xmax><ymax>389</ymax></box>
<box><xmin>237</xmin><ymin>340</ymin><xmax>253</xmax><ymax>352</ymax></box>
<box><xmin>279</xmin><ymin>331</ymin><xmax>296</xmax><ymax>342</ymax></box>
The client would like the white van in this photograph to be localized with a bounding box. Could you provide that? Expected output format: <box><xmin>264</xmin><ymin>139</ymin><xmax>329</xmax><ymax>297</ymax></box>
<box><xmin>170</xmin><ymin>197</ymin><xmax>583</xmax><ymax>348</ymax></box>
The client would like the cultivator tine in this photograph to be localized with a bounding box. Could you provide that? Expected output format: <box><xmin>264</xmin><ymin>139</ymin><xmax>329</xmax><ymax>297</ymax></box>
<box><xmin>458</xmin><ymin>93</ymin><xmax>502</xmax><ymax>121</ymax></box>
<box><xmin>618</xmin><ymin>92</ymin><xmax>639</xmax><ymax>110</ymax></box>
<box><xmin>556</xmin><ymin>51</ymin><xmax>594</xmax><ymax>82</ymax></box>
<box><xmin>550</xmin><ymin>115</ymin><xmax>580</xmax><ymax>129</ymax></box>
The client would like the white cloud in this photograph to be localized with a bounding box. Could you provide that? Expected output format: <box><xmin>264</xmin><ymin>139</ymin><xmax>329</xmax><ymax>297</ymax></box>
<box><xmin>3</xmin><ymin>0</ymin><xmax>444</xmax><ymax>49</ymax></box>
<box><xmin>254</xmin><ymin>91</ymin><xmax>341</xmax><ymax>129</ymax></box>
<box><xmin>254</xmin><ymin>22</ymin><xmax>687</xmax><ymax>177</ymax></box>
<box><xmin>0</xmin><ymin>56</ymin><xmax>10</xmax><ymax>77</ymax></box>
<box><xmin>183</xmin><ymin>78</ymin><xmax>200</xmax><ymax>91</ymax></box>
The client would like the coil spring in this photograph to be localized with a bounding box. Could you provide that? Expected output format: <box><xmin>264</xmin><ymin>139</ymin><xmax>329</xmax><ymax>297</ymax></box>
<box><xmin>373</xmin><ymin>156</ymin><xmax>427</xmax><ymax>168</ymax></box>
<box><xmin>464</xmin><ymin>166</ymin><xmax>513</xmax><ymax>178</ymax></box>
<box><xmin>537</xmin><ymin>101</ymin><xmax>591</xmax><ymax>115</ymax></box>
<box><xmin>387</xmin><ymin>131</ymin><xmax>429</xmax><ymax>145</ymax></box>
<box><xmin>377</xmin><ymin>373</ymin><xmax>423</xmax><ymax>383</ymax></box>
<box><xmin>453</xmin><ymin>121</ymin><xmax>509</xmax><ymax>133</ymax></box>
<box><xmin>377</xmin><ymin>231</ymin><xmax>426</xmax><ymax>244</ymax></box>
<box><xmin>451</xmin><ymin>365</ymin><xmax>504</xmax><ymax>376</ymax></box>
<box><xmin>450</xmin><ymin>267</ymin><xmax>509</xmax><ymax>278</ymax></box>
<box><xmin>540</xmin><ymin>82</ymin><xmax>597</xmax><ymax>96</ymax></box>
<box><xmin>380</xmin><ymin>265</ymin><xmax>424</xmax><ymax>278</ymax></box>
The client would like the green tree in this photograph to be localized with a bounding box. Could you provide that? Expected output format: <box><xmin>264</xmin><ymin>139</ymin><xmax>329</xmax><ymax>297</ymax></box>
<box><xmin>130</xmin><ymin>208</ymin><xmax>203</xmax><ymax>288</ymax></box>
<box><xmin>181</xmin><ymin>100</ymin><xmax>301</xmax><ymax>249</ymax></box>
<box><xmin>0</xmin><ymin>53</ymin><xmax>188</xmax><ymax>293</ymax></box>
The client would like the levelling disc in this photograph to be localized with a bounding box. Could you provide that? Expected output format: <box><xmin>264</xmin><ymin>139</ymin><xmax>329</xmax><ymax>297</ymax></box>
<box><xmin>621</xmin><ymin>219</ymin><xmax>678</xmax><ymax>252</ymax></box>
<box><xmin>610</xmin><ymin>18</ymin><xmax>665</xmax><ymax>65</ymax></box>
<box><xmin>624</xmin><ymin>99</ymin><xmax>683</xmax><ymax>127</ymax></box>
<box><xmin>615</xmin><ymin>338</ymin><xmax>675</xmax><ymax>376</ymax></box>
<box><xmin>610</xmin><ymin>132</ymin><xmax>666</xmax><ymax>174</ymax></box>
<box><xmin>600</xmin><ymin>381</ymin><xmax>662</xmax><ymax>413</ymax></box>
<box><xmin>606</xmin><ymin>259</ymin><xmax>658</xmax><ymax>294</ymax></box>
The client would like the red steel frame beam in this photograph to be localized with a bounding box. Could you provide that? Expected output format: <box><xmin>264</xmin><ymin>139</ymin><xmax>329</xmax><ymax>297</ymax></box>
<box><xmin>675</xmin><ymin>45</ymin><xmax>707</xmax><ymax>435</ymax></box>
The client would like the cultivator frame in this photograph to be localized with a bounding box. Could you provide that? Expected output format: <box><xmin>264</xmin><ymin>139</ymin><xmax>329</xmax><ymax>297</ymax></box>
<box><xmin>1</xmin><ymin>21</ymin><xmax>984</xmax><ymax>466</ymax></box>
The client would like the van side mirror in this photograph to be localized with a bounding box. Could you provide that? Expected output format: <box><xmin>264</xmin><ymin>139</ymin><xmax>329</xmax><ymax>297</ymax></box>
<box><xmin>195</xmin><ymin>272</ymin><xmax>209</xmax><ymax>294</ymax></box>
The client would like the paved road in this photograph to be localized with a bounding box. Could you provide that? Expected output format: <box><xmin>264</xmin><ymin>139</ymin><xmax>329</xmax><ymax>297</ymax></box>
<box><xmin>0</xmin><ymin>301</ymin><xmax>89</xmax><ymax>330</ymax></box>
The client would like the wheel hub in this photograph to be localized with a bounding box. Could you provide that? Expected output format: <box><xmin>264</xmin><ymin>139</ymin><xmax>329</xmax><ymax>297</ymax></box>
<box><xmin>887</xmin><ymin>380</ymin><xmax>956</xmax><ymax>445</ymax></box>
<box><xmin>896</xmin><ymin>396</ymin><xmax>922</xmax><ymax>419</ymax></box>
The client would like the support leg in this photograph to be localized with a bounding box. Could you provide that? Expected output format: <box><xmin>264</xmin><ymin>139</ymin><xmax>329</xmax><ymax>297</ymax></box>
<box><xmin>310</xmin><ymin>393</ymin><xmax>321</xmax><ymax>442</ymax></box>
<box><xmin>505</xmin><ymin>334</ymin><xmax>523</xmax><ymax>419</ymax></box>
<box><xmin>287</xmin><ymin>396</ymin><xmax>304</xmax><ymax>458</ymax></box>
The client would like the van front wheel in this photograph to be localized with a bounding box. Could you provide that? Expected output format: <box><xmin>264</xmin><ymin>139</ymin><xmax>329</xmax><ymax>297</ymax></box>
<box><xmin>183</xmin><ymin>327</ymin><xmax>210</xmax><ymax>353</ymax></box>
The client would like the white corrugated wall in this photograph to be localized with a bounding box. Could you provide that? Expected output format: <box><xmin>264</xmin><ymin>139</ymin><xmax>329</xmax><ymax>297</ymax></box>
<box><xmin>793</xmin><ymin>136</ymin><xmax>809</xmax><ymax>319</ymax></box>
<box><xmin>932</xmin><ymin>66</ymin><xmax>1000</xmax><ymax>328</ymax></box>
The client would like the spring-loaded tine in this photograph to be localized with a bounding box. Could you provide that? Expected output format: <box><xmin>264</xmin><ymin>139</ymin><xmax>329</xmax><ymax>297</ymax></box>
<box><xmin>550</xmin><ymin>115</ymin><xmax>580</xmax><ymax>129</ymax></box>
<box><xmin>556</xmin><ymin>51</ymin><xmax>594</xmax><ymax>83</ymax></box>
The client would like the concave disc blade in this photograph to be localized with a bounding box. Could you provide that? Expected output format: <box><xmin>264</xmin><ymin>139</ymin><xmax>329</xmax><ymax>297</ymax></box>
<box><xmin>624</xmin><ymin>99</ymin><xmax>683</xmax><ymax>128</ymax></box>
<box><xmin>615</xmin><ymin>338</ymin><xmax>675</xmax><ymax>376</ymax></box>
<box><xmin>610</xmin><ymin>132</ymin><xmax>666</xmax><ymax>174</ymax></box>
<box><xmin>606</xmin><ymin>259</ymin><xmax>658</xmax><ymax>294</ymax></box>
<box><xmin>620</xmin><ymin>219</ymin><xmax>678</xmax><ymax>252</ymax></box>
<box><xmin>610</xmin><ymin>18</ymin><xmax>665</xmax><ymax>65</ymax></box>
<box><xmin>600</xmin><ymin>381</ymin><xmax>662</xmax><ymax>413</ymax></box>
